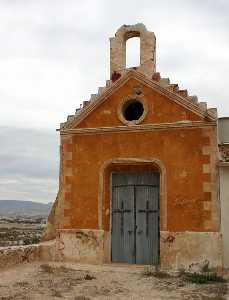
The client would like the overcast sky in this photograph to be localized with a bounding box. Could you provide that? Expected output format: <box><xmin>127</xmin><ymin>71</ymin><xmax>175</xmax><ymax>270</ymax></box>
<box><xmin>0</xmin><ymin>0</ymin><xmax>228</xmax><ymax>203</ymax></box>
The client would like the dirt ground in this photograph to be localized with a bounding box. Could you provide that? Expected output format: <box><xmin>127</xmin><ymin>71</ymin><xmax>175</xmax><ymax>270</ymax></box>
<box><xmin>0</xmin><ymin>262</ymin><xmax>228</xmax><ymax>300</ymax></box>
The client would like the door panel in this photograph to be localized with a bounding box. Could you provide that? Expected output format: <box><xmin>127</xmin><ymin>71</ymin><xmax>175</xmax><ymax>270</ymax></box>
<box><xmin>136</xmin><ymin>185</ymin><xmax>159</xmax><ymax>264</ymax></box>
<box><xmin>111</xmin><ymin>172</ymin><xmax>160</xmax><ymax>265</ymax></box>
<box><xmin>111</xmin><ymin>185</ymin><xmax>135</xmax><ymax>263</ymax></box>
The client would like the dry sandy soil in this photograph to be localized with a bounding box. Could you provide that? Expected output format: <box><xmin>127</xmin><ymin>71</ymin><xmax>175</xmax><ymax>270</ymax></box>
<box><xmin>0</xmin><ymin>262</ymin><xmax>228</xmax><ymax>300</ymax></box>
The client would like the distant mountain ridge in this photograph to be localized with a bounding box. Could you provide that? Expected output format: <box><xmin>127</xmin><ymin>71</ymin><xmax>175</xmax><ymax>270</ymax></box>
<box><xmin>0</xmin><ymin>200</ymin><xmax>52</xmax><ymax>217</ymax></box>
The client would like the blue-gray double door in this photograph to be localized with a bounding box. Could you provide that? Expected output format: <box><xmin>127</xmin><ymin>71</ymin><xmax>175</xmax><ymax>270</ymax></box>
<box><xmin>111</xmin><ymin>172</ymin><xmax>160</xmax><ymax>265</ymax></box>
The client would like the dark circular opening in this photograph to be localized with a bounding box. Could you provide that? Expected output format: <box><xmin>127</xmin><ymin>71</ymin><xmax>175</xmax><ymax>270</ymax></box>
<box><xmin>123</xmin><ymin>100</ymin><xmax>144</xmax><ymax>121</ymax></box>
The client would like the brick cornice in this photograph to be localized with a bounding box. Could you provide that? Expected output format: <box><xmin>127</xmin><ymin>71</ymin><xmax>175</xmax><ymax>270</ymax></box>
<box><xmin>60</xmin><ymin>120</ymin><xmax>216</xmax><ymax>136</ymax></box>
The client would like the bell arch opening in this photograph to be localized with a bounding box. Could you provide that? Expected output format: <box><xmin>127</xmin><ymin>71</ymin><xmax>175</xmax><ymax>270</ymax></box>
<box><xmin>126</xmin><ymin>37</ymin><xmax>140</xmax><ymax>68</ymax></box>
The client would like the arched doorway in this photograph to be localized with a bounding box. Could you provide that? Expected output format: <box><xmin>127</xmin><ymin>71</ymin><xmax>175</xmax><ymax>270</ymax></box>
<box><xmin>101</xmin><ymin>161</ymin><xmax>162</xmax><ymax>265</ymax></box>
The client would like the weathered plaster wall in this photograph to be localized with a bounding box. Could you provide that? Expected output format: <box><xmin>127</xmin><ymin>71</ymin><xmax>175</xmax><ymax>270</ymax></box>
<box><xmin>218</xmin><ymin>118</ymin><xmax>229</xmax><ymax>143</ymax></box>
<box><xmin>52</xmin><ymin>230</ymin><xmax>222</xmax><ymax>270</ymax></box>
<box><xmin>160</xmin><ymin>231</ymin><xmax>222</xmax><ymax>271</ymax></box>
<box><xmin>220</xmin><ymin>167</ymin><xmax>229</xmax><ymax>268</ymax></box>
<box><xmin>42</xmin><ymin>189</ymin><xmax>64</xmax><ymax>241</ymax></box>
<box><xmin>55</xmin><ymin>229</ymin><xmax>104</xmax><ymax>264</ymax></box>
<box><xmin>61</xmin><ymin>125</ymin><xmax>219</xmax><ymax>233</ymax></box>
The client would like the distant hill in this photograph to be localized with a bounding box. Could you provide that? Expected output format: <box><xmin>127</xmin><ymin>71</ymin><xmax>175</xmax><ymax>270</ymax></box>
<box><xmin>0</xmin><ymin>200</ymin><xmax>52</xmax><ymax>217</ymax></box>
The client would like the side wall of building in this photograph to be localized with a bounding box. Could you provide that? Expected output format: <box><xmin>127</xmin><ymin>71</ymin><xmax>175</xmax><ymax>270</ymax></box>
<box><xmin>220</xmin><ymin>167</ymin><xmax>229</xmax><ymax>268</ymax></box>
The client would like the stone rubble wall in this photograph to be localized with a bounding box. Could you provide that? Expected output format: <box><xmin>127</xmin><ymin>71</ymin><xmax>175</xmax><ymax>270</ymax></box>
<box><xmin>0</xmin><ymin>240</ymin><xmax>55</xmax><ymax>270</ymax></box>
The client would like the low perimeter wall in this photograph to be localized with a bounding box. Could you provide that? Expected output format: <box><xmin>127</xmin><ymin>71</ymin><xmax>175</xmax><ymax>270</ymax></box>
<box><xmin>0</xmin><ymin>241</ymin><xmax>55</xmax><ymax>270</ymax></box>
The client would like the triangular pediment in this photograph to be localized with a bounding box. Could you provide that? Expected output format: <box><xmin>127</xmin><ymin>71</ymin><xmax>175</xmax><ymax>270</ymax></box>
<box><xmin>61</xmin><ymin>70</ymin><xmax>216</xmax><ymax>131</ymax></box>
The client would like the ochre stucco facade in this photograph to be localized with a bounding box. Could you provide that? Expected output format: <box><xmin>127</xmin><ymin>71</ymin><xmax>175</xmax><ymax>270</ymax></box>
<box><xmin>43</xmin><ymin>24</ymin><xmax>222</xmax><ymax>270</ymax></box>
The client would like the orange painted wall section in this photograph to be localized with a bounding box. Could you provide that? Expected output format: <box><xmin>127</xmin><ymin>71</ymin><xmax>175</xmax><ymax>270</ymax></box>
<box><xmin>62</xmin><ymin>126</ymin><xmax>217</xmax><ymax>232</ymax></box>
<box><xmin>61</xmin><ymin>77</ymin><xmax>218</xmax><ymax>234</ymax></box>
<box><xmin>77</xmin><ymin>78</ymin><xmax>203</xmax><ymax>129</ymax></box>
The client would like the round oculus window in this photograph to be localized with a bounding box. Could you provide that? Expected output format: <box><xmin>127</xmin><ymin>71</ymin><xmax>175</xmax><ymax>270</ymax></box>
<box><xmin>122</xmin><ymin>100</ymin><xmax>144</xmax><ymax>121</ymax></box>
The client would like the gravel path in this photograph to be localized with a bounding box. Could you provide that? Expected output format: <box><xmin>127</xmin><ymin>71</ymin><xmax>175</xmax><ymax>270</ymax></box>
<box><xmin>0</xmin><ymin>262</ymin><xmax>228</xmax><ymax>299</ymax></box>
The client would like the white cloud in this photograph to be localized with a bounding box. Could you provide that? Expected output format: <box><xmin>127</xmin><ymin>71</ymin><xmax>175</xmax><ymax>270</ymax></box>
<box><xmin>0</xmin><ymin>0</ymin><xmax>228</xmax><ymax>202</ymax></box>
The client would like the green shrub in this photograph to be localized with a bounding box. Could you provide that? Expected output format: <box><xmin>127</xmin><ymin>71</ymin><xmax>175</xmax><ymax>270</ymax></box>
<box><xmin>185</xmin><ymin>272</ymin><xmax>226</xmax><ymax>284</ymax></box>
